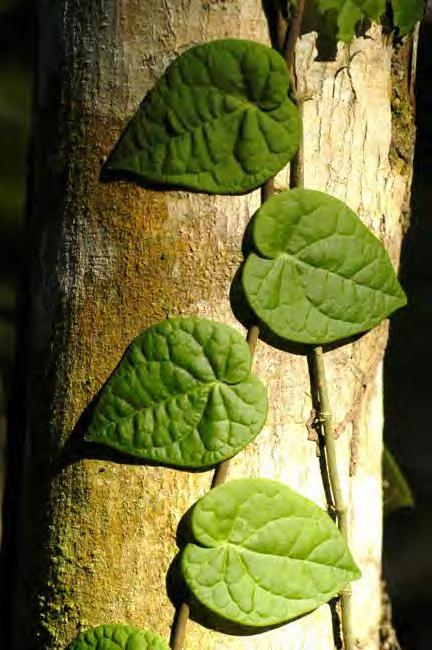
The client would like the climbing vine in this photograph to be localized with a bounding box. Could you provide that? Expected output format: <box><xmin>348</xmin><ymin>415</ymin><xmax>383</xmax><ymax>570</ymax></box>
<box><xmin>69</xmin><ymin>2</ymin><xmax>423</xmax><ymax>649</ymax></box>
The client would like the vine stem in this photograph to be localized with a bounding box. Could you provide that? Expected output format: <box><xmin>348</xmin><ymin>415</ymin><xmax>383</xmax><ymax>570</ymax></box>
<box><xmin>281</xmin><ymin>2</ymin><xmax>355</xmax><ymax>648</ymax></box>
<box><xmin>308</xmin><ymin>348</ymin><xmax>348</xmax><ymax>536</ymax></box>
<box><xmin>308</xmin><ymin>347</ymin><xmax>354</xmax><ymax>650</ymax></box>
<box><xmin>170</xmin><ymin>603</ymin><xmax>190</xmax><ymax>650</ymax></box>
<box><xmin>172</xmin><ymin>2</ymin><xmax>356</xmax><ymax>648</ymax></box>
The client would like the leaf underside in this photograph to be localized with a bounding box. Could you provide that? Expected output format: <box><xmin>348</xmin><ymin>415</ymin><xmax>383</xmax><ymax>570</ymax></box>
<box><xmin>104</xmin><ymin>39</ymin><xmax>300</xmax><ymax>194</ymax></box>
<box><xmin>87</xmin><ymin>318</ymin><xmax>267</xmax><ymax>469</ymax></box>
<box><xmin>69</xmin><ymin>624</ymin><xmax>169</xmax><ymax>650</ymax></box>
<box><xmin>242</xmin><ymin>189</ymin><xmax>406</xmax><ymax>344</ymax></box>
<box><xmin>181</xmin><ymin>478</ymin><xmax>361</xmax><ymax>627</ymax></box>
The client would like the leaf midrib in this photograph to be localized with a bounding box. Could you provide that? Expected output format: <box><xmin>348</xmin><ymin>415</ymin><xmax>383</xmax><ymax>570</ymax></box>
<box><xmin>100</xmin><ymin>380</ymin><xmax>218</xmax><ymax>431</ymax></box>
<box><xmin>265</xmin><ymin>251</ymin><xmax>402</xmax><ymax>300</ymax></box>
<box><xmin>191</xmin><ymin>540</ymin><xmax>351</xmax><ymax>572</ymax></box>
<box><xmin>140</xmin><ymin>86</ymin><xmax>287</xmax><ymax>154</ymax></box>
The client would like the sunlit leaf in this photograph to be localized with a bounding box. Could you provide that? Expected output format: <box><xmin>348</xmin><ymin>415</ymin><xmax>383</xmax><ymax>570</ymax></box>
<box><xmin>87</xmin><ymin>318</ymin><xmax>267</xmax><ymax>468</ymax></box>
<box><xmin>105</xmin><ymin>39</ymin><xmax>300</xmax><ymax>194</ymax></box>
<box><xmin>242</xmin><ymin>189</ymin><xmax>406</xmax><ymax>344</ymax></box>
<box><xmin>69</xmin><ymin>624</ymin><xmax>169</xmax><ymax>649</ymax></box>
<box><xmin>181</xmin><ymin>478</ymin><xmax>360</xmax><ymax>627</ymax></box>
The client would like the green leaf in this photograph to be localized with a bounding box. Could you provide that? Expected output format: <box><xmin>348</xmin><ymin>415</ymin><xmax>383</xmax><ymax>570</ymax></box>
<box><xmin>87</xmin><ymin>318</ymin><xmax>267</xmax><ymax>469</ymax></box>
<box><xmin>181</xmin><ymin>478</ymin><xmax>360</xmax><ymax>627</ymax></box>
<box><xmin>105</xmin><ymin>39</ymin><xmax>300</xmax><ymax>194</ymax></box>
<box><xmin>69</xmin><ymin>624</ymin><xmax>169</xmax><ymax>649</ymax></box>
<box><xmin>383</xmin><ymin>446</ymin><xmax>414</xmax><ymax>515</ymax></box>
<box><xmin>392</xmin><ymin>0</ymin><xmax>424</xmax><ymax>35</ymax></box>
<box><xmin>242</xmin><ymin>189</ymin><xmax>406</xmax><ymax>344</ymax></box>
<box><xmin>303</xmin><ymin>0</ymin><xmax>421</xmax><ymax>45</ymax></box>
<box><xmin>309</xmin><ymin>0</ymin><xmax>385</xmax><ymax>42</ymax></box>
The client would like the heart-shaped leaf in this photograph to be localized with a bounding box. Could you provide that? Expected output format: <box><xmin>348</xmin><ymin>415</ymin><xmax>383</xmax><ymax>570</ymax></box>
<box><xmin>69</xmin><ymin>624</ymin><xmax>169</xmax><ymax>649</ymax></box>
<box><xmin>104</xmin><ymin>39</ymin><xmax>300</xmax><ymax>194</ymax></box>
<box><xmin>242</xmin><ymin>189</ymin><xmax>406</xmax><ymax>344</ymax></box>
<box><xmin>87</xmin><ymin>318</ymin><xmax>267</xmax><ymax>468</ymax></box>
<box><xmin>181</xmin><ymin>478</ymin><xmax>360</xmax><ymax>627</ymax></box>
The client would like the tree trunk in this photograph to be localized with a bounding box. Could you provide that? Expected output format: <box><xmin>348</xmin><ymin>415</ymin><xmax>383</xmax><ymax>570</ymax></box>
<box><xmin>13</xmin><ymin>2</ymin><xmax>414</xmax><ymax>649</ymax></box>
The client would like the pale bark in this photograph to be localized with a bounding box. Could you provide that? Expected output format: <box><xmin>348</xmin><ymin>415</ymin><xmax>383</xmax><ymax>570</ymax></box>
<box><xmin>14</xmin><ymin>2</ymin><xmax>414</xmax><ymax>649</ymax></box>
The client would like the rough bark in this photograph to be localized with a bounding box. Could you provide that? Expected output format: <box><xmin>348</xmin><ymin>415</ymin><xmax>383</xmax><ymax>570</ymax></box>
<box><xmin>12</xmin><ymin>2</ymin><xmax>414</xmax><ymax>649</ymax></box>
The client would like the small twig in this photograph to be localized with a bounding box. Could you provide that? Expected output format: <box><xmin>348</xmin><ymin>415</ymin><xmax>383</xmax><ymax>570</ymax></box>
<box><xmin>308</xmin><ymin>346</ymin><xmax>354</xmax><ymax>650</ymax></box>
<box><xmin>170</xmin><ymin>602</ymin><xmax>190</xmax><ymax>650</ymax></box>
<box><xmin>283</xmin><ymin>0</ymin><xmax>305</xmax><ymax>190</ymax></box>
<box><xmin>282</xmin><ymin>0</ymin><xmax>306</xmax><ymax>77</ymax></box>
<box><xmin>309</xmin><ymin>348</ymin><xmax>347</xmax><ymax>532</ymax></box>
<box><xmin>289</xmin><ymin>111</ymin><xmax>304</xmax><ymax>189</ymax></box>
<box><xmin>261</xmin><ymin>178</ymin><xmax>275</xmax><ymax>202</ymax></box>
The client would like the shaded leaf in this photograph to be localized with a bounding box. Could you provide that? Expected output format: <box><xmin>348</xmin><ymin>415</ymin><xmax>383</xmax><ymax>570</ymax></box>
<box><xmin>383</xmin><ymin>446</ymin><xmax>414</xmax><ymax>515</ymax></box>
<box><xmin>69</xmin><ymin>624</ymin><xmax>169</xmax><ymax>649</ymax></box>
<box><xmin>87</xmin><ymin>318</ymin><xmax>267</xmax><ymax>469</ymax></box>
<box><xmin>392</xmin><ymin>0</ymin><xmax>424</xmax><ymax>35</ymax></box>
<box><xmin>302</xmin><ymin>0</ymin><xmax>385</xmax><ymax>43</ymax></box>
<box><xmin>242</xmin><ymin>189</ymin><xmax>406</xmax><ymax>344</ymax></box>
<box><xmin>301</xmin><ymin>2</ymin><xmax>340</xmax><ymax>61</ymax></box>
<box><xmin>301</xmin><ymin>0</ymin><xmax>421</xmax><ymax>47</ymax></box>
<box><xmin>181</xmin><ymin>478</ymin><xmax>360</xmax><ymax>627</ymax></box>
<box><xmin>105</xmin><ymin>39</ymin><xmax>300</xmax><ymax>194</ymax></box>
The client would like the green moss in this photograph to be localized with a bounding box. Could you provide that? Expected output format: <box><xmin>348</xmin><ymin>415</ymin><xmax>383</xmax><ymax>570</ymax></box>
<box><xmin>34</xmin><ymin>533</ymin><xmax>81</xmax><ymax>648</ymax></box>
<box><xmin>389</xmin><ymin>41</ymin><xmax>415</xmax><ymax>175</ymax></box>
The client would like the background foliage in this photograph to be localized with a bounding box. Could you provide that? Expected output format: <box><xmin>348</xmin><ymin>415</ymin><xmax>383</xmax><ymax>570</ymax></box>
<box><xmin>0</xmin><ymin>0</ymin><xmax>32</xmax><ymax>541</ymax></box>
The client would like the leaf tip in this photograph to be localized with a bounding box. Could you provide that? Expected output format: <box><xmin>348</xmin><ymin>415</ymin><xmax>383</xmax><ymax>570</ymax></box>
<box><xmin>352</xmin><ymin>562</ymin><xmax>362</xmax><ymax>581</ymax></box>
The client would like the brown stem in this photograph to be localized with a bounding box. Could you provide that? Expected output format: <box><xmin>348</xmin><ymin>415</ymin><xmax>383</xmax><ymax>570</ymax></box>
<box><xmin>283</xmin><ymin>0</ymin><xmax>306</xmax><ymax>76</ymax></box>
<box><xmin>170</xmin><ymin>603</ymin><xmax>190</xmax><ymax>650</ymax></box>
<box><xmin>284</xmin><ymin>0</ymin><xmax>305</xmax><ymax>190</ymax></box>
<box><xmin>261</xmin><ymin>178</ymin><xmax>275</xmax><ymax>202</ymax></box>
<box><xmin>289</xmin><ymin>119</ymin><xmax>304</xmax><ymax>189</ymax></box>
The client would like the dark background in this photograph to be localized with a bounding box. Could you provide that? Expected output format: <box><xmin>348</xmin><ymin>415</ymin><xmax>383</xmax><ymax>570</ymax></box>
<box><xmin>0</xmin><ymin>0</ymin><xmax>32</xmax><ymax>413</ymax></box>
<box><xmin>0</xmin><ymin>2</ymin><xmax>430</xmax><ymax>648</ymax></box>
<box><xmin>383</xmin><ymin>16</ymin><xmax>432</xmax><ymax>650</ymax></box>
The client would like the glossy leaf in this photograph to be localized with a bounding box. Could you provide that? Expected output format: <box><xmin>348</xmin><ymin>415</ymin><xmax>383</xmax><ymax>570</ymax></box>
<box><xmin>69</xmin><ymin>624</ymin><xmax>169</xmax><ymax>649</ymax></box>
<box><xmin>383</xmin><ymin>446</ymin><xmax>414</xmax><ymax>515</ymax></box>
<box><xmin>104</xmin><ymin>39</ymin><xmax>300</xmax><ymax>194</ymax></box>
<box><xmin>87</xmin><ymin>318</ymin><xmax>267</xmax><ymax>468</ymax></box>
<box><xmin>181</xmin><ymin>478</ymin><xmax>360</xmax><ymax>627</ymax></box>
<box><xmin>242</xmin><ymin>189</ymin><xmax>406</xmax><ymax>344</ymax></box>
